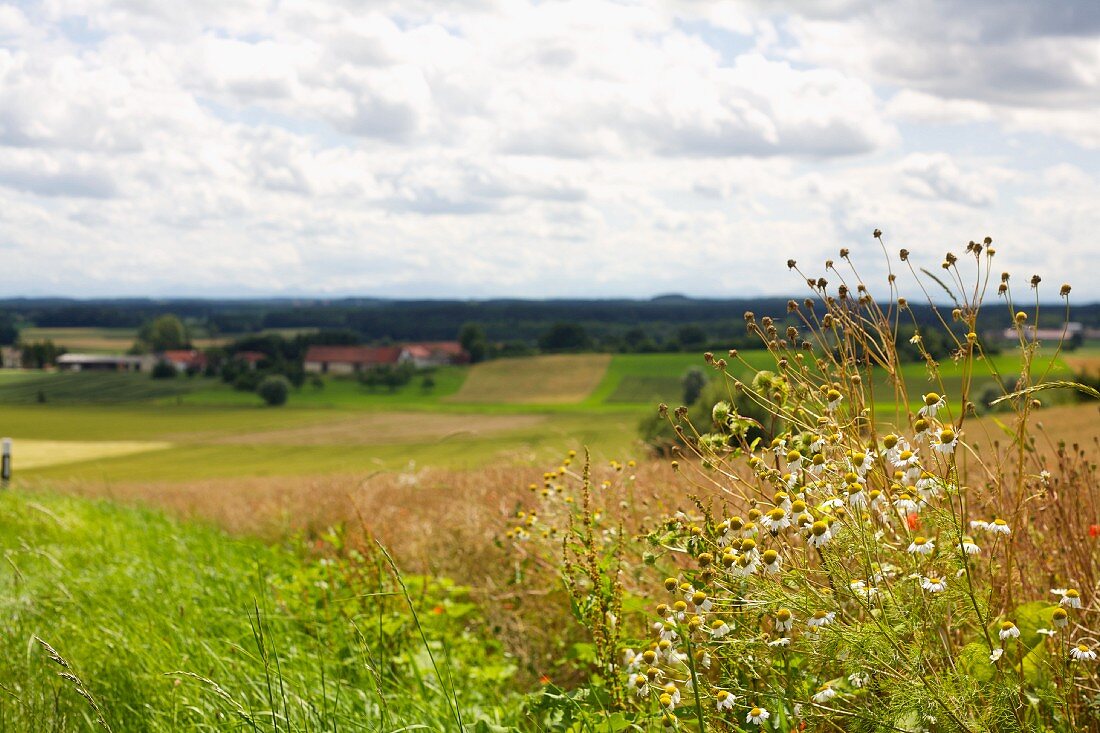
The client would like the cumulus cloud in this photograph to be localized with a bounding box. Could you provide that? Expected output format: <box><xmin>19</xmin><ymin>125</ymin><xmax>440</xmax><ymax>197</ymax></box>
<box><xmin>0</xmin><ymin>0</ymin><xmax>1096</xmax><ymax>299</ymax></box>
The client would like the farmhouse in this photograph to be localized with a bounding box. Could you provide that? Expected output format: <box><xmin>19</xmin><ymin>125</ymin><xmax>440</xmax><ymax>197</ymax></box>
<box><xmin>303</xmin><ymin>342</ymin><xmax>468</xmax><ymax>374</ymax></box>
<box><xmin>58</xmin><ymin>353</ymin><xmax>155</xmax><ymax>372</ymax></box>
<box><xmin>160</xmin><ymin>349</ymin><xmax>208</xmax><ymax>372</ymax></box>
<box><xmin>999</xmin><ymin>322</ymin><xmax>1085</xmax><ymax>342</ymax></box>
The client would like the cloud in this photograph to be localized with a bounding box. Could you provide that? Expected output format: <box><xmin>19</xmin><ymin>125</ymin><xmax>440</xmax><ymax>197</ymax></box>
<box><xmin>0</xmin><ymin>0</ymin><xmax>1096</xmax><ymax>299</ymax></box>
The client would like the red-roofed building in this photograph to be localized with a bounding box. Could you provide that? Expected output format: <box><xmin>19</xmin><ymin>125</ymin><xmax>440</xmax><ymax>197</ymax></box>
<box><xmin>160</xmin><ymin>349</ymin><xmax>208</xmax><ymax>372</ymax></box>
<box><xmin>303</xmin><ymin>345</ymin><xmax>404</xmax><ymax>374</ymax></box>
<box><xmin>303</xmin><ymin>342</ymin><xmax>469</xmax><ymax>374</ymax></box>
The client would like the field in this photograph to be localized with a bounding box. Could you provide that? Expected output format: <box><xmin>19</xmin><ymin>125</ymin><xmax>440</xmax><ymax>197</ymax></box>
<box><xmin>3</xmin><ymin>343</ymin><xmax>1098</xmax><ymax>731</ymax></box>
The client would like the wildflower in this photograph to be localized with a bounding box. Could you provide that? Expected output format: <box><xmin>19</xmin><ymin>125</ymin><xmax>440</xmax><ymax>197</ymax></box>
<box><xmin>1060</xmin><ymin>589</ymin><xmax>1082</xmax><ymax>609</ymax></box>
<box><xmin>826</xmin><ymin>389</ymin><xmax>843</xmax><ymax>412</ymax></box>
<box><xmin>999</xmin><ymin>621</ymin><xmax>1020</xmax><ymax>640</ymax></box>
<box><xmin>915</xmin><ymin>472</ymin><xmax>941</xmax><ymax>500</ymax></box>
<box><xmin>709</xmin><ymin>619</ymin><xmax>731</xmax><ymax>638</ymax></box>
<box><xmin>807</xmin><ymin>610</ymin><xmax>835</xmax><ymax>629</ymax></box>
<box><xmin>623</xmin><ymin>649</ymin><xmax>642</xmax><ymax>672</ymax></box>
<box><xmin>762</xmin><ymin>507</ymin><xmax>790</xmax><ymax>533</ymax></box>
<box><xmin>746</xmin><ymin>707</ymin><xmax>771</xmax><ymax>726</ymax></box>
<box><xmin>786</xmin><ymin>449</ymin><xmax>803</xmax><ymax>472</ymax></box>
<box><xmin>913</xmin><ymin>418</ymin><xmax>931</xmax><ymax>442</ymax></box>
<box><xmin>807</xmin><ymin>520</ymin><xmax>832</xmax><ymax>548</ymax></box>
<box><xmin>919</xmin><ymin>392</ymin><xmax>946</xmax><ymax>419</ymax></box>
<box><xmin>1052</xmin><ymin>608</ymin><xmax>1069</xmax><ymax>628</ymax></box>
<box><xmin>736</xmin><ymin>552</ymin><xmax>760</xmax><ymax>576</ymax></box>
<box><xmin>661</xmin><ymin>683</ymin><xmax>681</xmax><ymax>710</ymax></box>
<box><xmin>768</xmin><ymin>636</ymin><xmax>790</xmax><ymax>647</ymax></box>
<box><xmin>959</xmin><ymin>537</ymin><xmax>980</xmax><ymax>555</ymax></box>
<box><xmin>654</xmin><ymin>621</ymin><xmax>678</xmax><ymax>642</ymax></box>
<box><xmin>848</xmin><ymin>672</ymin><xmax>868</xmax><ymax>688</ymax></box>
<box><xmin>847</xmin><ymin>483</ymin><xmax>867</xmax><ymax>509</ymax></box>
<box><xmin>894</xmin><ymin>492</ymin><xmax>919</xmax><ymax>516</ymax></box>
<box><xmin>762</xmin><ymin>549</ymin><xmax>783</xmax><ymax>574</ymax></box>
<box><xmin>933</xmin><ymin>428</ymin><xmax>959</xmax><ymax>455</ymax></box>
<box><xmin>812</xmin><ymin>683</ymin><xmax>837</xmax><ymax>703</ymax></box>
<box><xmin>820</xmin><ymin>496</ymin><xmax>844</xmax><ymax>511</ymax></box>
<box><xmin>908</xmin><ymin>536</ymin><xmax>934</xmax><ymax>555</ymax></box>
<box><xmin>628</xmin><ymin>672</ymin><xmax>648</xmax><ymax>697</ymax></box>
<box><xmin>1070</xmin><ymin>644</ymin><xmax>1097</xmax><ymax>661</ymax></box>
<box><xmin>988</xmin><ymin>518</ymin><xmax>1011</xmax><ymax>535</ymax></box>
<box><xmin>849</xmin><ymin>451</ymin><xmax>873</xmax><ymax>475</ymax></box>
<box><xmin>716</xmin><ymin>690</ymin><xmax>736</xmax><ymax>711</ymax></box>
<box><xmin>775</xmin><ymin>608</ymin><xmax>794</xmax><ymax>632</ymax></box>
<box><xmin>689</xmin><ymin>590</ymin><xmax>713</xmax><ymax>614</ymax></box>
<box><xmin>989</xmin><ymin>648</ymin><xmax>1003</xmax><ymax>663</ymax></box>
<box><xmin>1037</xmin><ymin>628</ymin><xmax>1057</xmax><ymax>637</ymax></box>
<box><xmin>921</xmin><ymin>575</ymin><xmax>947</xmax><ymax>593</ymax></box>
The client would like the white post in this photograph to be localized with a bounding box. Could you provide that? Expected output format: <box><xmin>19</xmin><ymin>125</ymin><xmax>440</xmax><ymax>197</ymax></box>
<box><xmin>1</xmin><ymin>438</ymin><xmax>10</xmax><ymax>488</ymax></box>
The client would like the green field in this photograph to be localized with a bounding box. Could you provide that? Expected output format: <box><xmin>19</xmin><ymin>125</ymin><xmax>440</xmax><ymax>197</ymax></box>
<box><xmin>0</xmin><ymin>348</ymin><xmax>1077</xmax><ymax>484</ymax></box>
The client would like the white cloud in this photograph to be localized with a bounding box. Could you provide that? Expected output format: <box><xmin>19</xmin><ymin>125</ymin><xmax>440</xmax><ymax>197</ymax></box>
<box><xmin>0</xmin><ymin>0</ymin><xmax>1096</xmax><ymax>299</ymax></box>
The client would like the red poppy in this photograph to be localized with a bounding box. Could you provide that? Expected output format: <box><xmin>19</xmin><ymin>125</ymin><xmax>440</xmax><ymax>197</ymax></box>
<box><xmin>539</xmin><ymin>675</ymin><xmax>551</xmax><ymax>685</ymax></box>
<box><xmin>431</xmin><ymin>605</ymin><xmax>445</xmax><ymax>615</ymax></box>
<box><xmin>907</xmin><ymin>513</ymin><xmax>921</xmax><ymax>531</ymax></box>
<box><xmin>1089</xmin><ymin>524</ymin><xmax>1100</xmax><ymax>538</ymax></box>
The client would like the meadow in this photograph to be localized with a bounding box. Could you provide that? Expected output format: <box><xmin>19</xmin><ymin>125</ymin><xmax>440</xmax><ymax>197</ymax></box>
<box><xmin>2</xmin><ymin>321</ymin><xmax>1098</xmax><ymax>731</ymax></box>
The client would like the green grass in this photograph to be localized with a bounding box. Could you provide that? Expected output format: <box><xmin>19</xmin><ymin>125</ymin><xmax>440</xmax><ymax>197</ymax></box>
<box><xmin>0</xmin><ymin>372</ymin><xmax>207</xmax><ymax>404</ymax></box>
<box><xmin>0</xmin><ymin>490</ymin><xmax>522</xmax><ymax>731</ymax></box>
<box><xmin>177</xmin><ymin>367</ymin><xmax>468</xmax><ymax>408</ymax></box>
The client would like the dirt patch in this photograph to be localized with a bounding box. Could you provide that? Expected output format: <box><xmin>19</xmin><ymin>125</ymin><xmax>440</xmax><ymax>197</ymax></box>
<box><xmin>11</xmin><ymin>440</ymin><xmax>173</xmax><ymax>469</ymax></box>
<box><xmin>211</xmin><ymin>411</ymin><xmax>547</xmax><ymax>445</ymax></box>
<box><xmin>448</xmin><ymin>354</ymin><xmax>611</xmax><ymax>404</ymax></box>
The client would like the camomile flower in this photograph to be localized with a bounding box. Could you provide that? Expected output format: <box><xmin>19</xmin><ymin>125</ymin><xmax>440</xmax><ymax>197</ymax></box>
<box><xmin>988</xmin><ymin>518</ymin><xmax>1011</xmax><ymax>535</ymax></box>
<box><xmin>786</xmin><ymin>449</ymin><xmax>804</xmax><ymax>473</ymax></box>
<box><xmin>913</xmin><ymin>418</ymin><xmax>932</xmax><ymax>442</ymax></box>
<box><xmin>915</xmin><ymin>472</ymin><xmax>941</xmax><ymax>500</ymax></box>
<box><xmin>908</xmin><ymin>536</ymin><xmax>935</xmax><ymax>555</ymax></box>
<box><xmin>741</xmin><ymin>521</ymin><xmax>759</xmax><ymax>538</ymax></box>
<box><xmin>807</xmin><ymin>610</ymin><xmax>835</xmax><ymax>629</ymax></box>
<box><xmin>1070</xmin><ymin>644</ymin><xmax>1097</xmax><ymax>661</ymax></box>
<box><xmin>715</xmin><ymin>690</ymin><xmax>736</xmax><ymax>712</ymax></box>
<box><xmin>623</xmin><ymin>648</ymin><xmax>642</xmax><ymax>672</ymax></box>
<box><xmin>1037</xmin><ymin>628</ymin><xmax>1058</xmax><ymax>637</ymax></box>
<box><xmin>654</xmin><ymin>621</ymin><xmax>678</xmax><ymax>642</ymax></box>
<box><xmin>894</xmin><ymin>493</ymin><xmax>920</xmax><ymax>516</ymax></box>
<box><xmin>933</xmin><ymin>428</ymin><xmax>960</xmax><ymax>455</ymax></box>
<box><xmin>959</xmin><ymin>537</ymin><xmax>981</xmax><ymax>555</ymax></box>
<box><xmin>826</xmin><ymin>389</ymin><xmax>843</xmax><ymax>412</ymax></box>
<box><xmin>709</xmin><ymin>619</ymin><xmax>731</xmax><ymax>639</ymax></box>
<box><xmin>921</xmin><ymin>575</ymin><xmax>947</xmax><ymax>593</ymax></box>
<box><xmin>736</xmin><ymin>552</ymin><xmax>760</xmax><ymax>577</ymax></box>
<box><xmin>775</xmin><ymin>608</ymin><xmax>794</xmax><ymax>632</ymax></box>
<box><xmin>848</xmin><ymin>672</ymin><xmax>868</xmax><ymax>688</ymax></box>
<box><xmin>807</xmin><ymin>520</ymin><xmax>832</xmax><ymax>548</ymax></box>
<box><xmin>661</xmin><ymin>683</ymin><xmax>681</xmax><ymax>709</ymax></box>
<box><xmin>820</xmin><ymin>496</ymin><xmax>845</xmax><ymax>511</ymax></box>
<box><xmin>746</xmin><ymin>706</ymin><xmax>771</xmax><ymax>726</ymax></box>
<box><xmin>846</xmin><ymin>483</ymin><xmax>867</xmax><ymax>509</ymax></box>
<box><xmin>969</xmin><ymin>519</ymin><xmax>989</xmax><ymax>531</ymax></box>
<box><xmin>999</xmin><ymin>621</ymin><xmax>1020</xmax><ymax>640</ymax></box>
<box><xmin>919</xmin><ymin>392</ymin><xmax>946</xmax><ymax>419</ymax></box>
<box><xmin>849</xmin><ymin>451</ymin><xmax>873</xmax><ymax>475</ymax></box>
<box><xmin>1052</xmin><ymin>608</ymin><xmax>1069</xmax><ymax>628</ymax></box>
<box><xmin>768</xmin><ymin>637</ymin><xmax>790</xmax><ymax>647</ymax></box>
<box><xmin>761</xmin><ymin>507</ymin><xmax>790</xmax><ymax>533</ymax></box>
<box><xmin>628</xmin><ymin>672</ymin><xmax>649</xmax><ymax>697</ymax></box>
<box><xmin>808</xmin><ymin>453</ymin><xmax>827</xmax><ymax>476</ymax></box>
<box><xmin>812</xmin><ymin>683</ymin><xmax>837</xmax><ymax>704</ymax></box>
<box><xmin>773</xmin><ymin>491</ymin><xmax>792</xmax><ymax>512</ymax></box>
<box><xmin>1060</xmin><ymin>589</ymin><xmax>1082</xmax><ymax>609</ymax></box>
<box><xmin>762</xmin><ymin>549</ymin><xmax>783</xmax><ymax>574</ymax></box>
<box><xmin>990</xmin><ymin>648</ymin><xmax>1004</xmax><ymax>663</ymax></box>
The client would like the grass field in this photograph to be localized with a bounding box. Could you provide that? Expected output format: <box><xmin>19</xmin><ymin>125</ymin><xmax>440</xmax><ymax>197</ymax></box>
<box><xmin>448</xmin><ymin>353</ymin><xmax>612</xmax><ymax>404</ymax></box>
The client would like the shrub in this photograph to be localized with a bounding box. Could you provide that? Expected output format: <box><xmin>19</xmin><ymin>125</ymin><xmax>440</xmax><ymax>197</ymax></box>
<box><xmin>150</xmin><ymin>361</ymin><xmax>177</xmax><ymax>379</ymax></box>
<box><xmin>256</xmin><ymin>375</ymin><xmax>290</xmax><ymax>406</ymax></box>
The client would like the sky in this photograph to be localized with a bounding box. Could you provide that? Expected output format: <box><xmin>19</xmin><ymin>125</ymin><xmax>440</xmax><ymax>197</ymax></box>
<box><xmin>0</xmin><ymin>0</ymin><xmax>1098</xmax><ymax>300</ymax></box>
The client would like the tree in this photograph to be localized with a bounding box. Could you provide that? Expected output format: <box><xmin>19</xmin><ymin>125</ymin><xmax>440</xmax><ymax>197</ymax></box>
<box><xmin>681</xmin><ymin>367</ymin><xmax>707</xmax><ymax>405</ymax></box>
<box><xmin>0</xmin><ymin>311</ymin><xmax>17</xmax><ymax>346</ymax></box>
<box><xmin>21</xmin><ymin>340</ymin><xmax>66</xmax><ymax>369</ymax></box>
<box><xmin>151</xmin><ymin>361</ymin><xmax>177</xmax><ymax>380</ymax></box>
<box><xmin>538</xmin><ymin>322</ymin><xmax>591</xmax><ymax>352</ymax></box>
<box><xmin>135</xmin><ymin>314</ymin><xmax>190</xmax><ymax>352</ymax></box>
<box><xmin>458</xmin><ymin>323</ymin><xmax>489</xmax><ymax>363</ymax></box>
<box><xmin>677</xmin><ymin>325</ymin><xmax>707</xmax><ymax>349</ymax></box>
<box><xmin>257</xmin><ymin>375</ymin><xmax>291</xmax><ymax>406</ymax></box>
